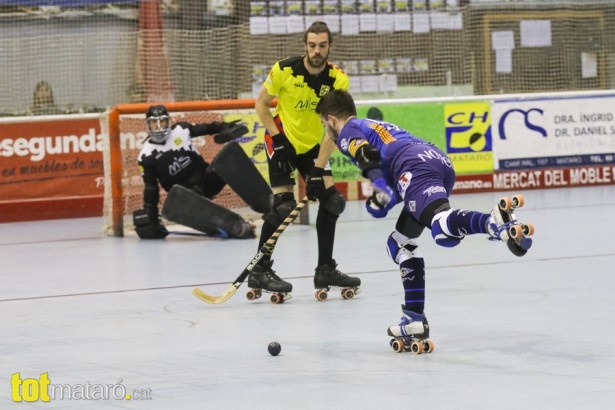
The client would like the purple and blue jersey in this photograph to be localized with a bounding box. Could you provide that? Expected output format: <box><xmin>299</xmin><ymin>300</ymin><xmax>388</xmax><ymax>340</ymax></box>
<box><xmin>336</xmin><ymin>117</ymin><xmax>456</xmax><ymax>222</ymax></box>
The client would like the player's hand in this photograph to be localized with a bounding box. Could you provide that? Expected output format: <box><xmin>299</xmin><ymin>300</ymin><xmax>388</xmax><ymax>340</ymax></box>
<box><xmin>271</xmin><ymin>132</ymin><xmax>296</xmax><ymax>174</ymax></box>
<box><xmin>372</xmin><ymin>178</ymin><xmax>396</xmax><ymax>207</ymax></box>
<box><xmin>365</xmin><ymin>196</ymin><xmax>388</xmax><ymax>218</ymax></box>
<box><xmin>306</xmin><ymin>167</ymin><xmax>326</xmax><ymax>201</ymax></box>
<box><xmin>365</xmin><ymin>178</ymin><xmax>397</xmax><ymax>218</ymax></box>
<box><xmin>214</xmin><ymin>120</ymin><xmax>249</xmax><ymax>144</ymax></box>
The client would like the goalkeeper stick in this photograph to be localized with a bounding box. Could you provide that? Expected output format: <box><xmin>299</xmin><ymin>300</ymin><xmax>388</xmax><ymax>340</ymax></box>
<box><xmin>193</xmin><ymin>197</ymin><xmax>309</xmax><ymax>304</ymax></box>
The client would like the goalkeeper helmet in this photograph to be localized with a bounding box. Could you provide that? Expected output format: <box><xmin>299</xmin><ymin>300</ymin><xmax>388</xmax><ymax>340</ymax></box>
<box><xmin>145</xmin><ymin>105</ymin><xmax>171</xmax><ymax>143</ymax></box>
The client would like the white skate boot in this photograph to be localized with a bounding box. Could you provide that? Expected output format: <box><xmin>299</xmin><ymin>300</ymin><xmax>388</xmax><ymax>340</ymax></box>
<box><xmin>387</xmin><ymin>306</ymin><xmax>434</xmax><ymax>354</ymax></box>
<box><xmin>486</xmin><ymin>194</ymin><xmax>534</xmax><ymax>257</ymax></box>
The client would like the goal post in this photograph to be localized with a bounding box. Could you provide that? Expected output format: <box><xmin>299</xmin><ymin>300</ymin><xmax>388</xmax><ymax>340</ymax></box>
<box><xmin>101</xmin><ymin>99</ymin><xmax>285</xmax><ymax>237</ymax></box>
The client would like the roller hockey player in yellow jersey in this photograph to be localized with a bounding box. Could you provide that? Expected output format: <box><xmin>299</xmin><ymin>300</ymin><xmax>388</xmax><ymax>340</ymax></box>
<box><xmin>251</xmin><ymin>21</ymin><xmax>360</xmax><ymax>302</ymax></box>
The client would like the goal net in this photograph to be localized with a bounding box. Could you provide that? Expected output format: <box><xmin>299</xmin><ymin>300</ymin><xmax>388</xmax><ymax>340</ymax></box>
<box><xmin>100</xmin><ymin>100</ymin><xmax>270</xmax><ymax>237</ymax></box>
<box><xmin>2</xmin><ymin>1</ymin><xmax>614</xmax><ymax>118</ymax></box>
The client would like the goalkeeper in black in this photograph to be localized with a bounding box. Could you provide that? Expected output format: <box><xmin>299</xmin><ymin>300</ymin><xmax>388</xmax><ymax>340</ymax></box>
<box><xmin>136</xmin><ymin>104</ymin><xmax>247</xmax><ymax>239</ymax></box>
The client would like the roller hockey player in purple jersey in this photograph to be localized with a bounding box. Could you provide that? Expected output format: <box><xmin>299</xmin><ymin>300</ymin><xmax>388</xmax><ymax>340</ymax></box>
<box><xmin>316</xmin><ymin>90</ymin><xmax>534</xmax><ymax>353</ymax></box>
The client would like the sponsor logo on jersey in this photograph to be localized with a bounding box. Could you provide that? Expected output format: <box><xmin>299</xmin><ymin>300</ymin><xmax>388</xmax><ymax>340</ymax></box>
<box><xmin>406</xmin><ymin>200</ymin><xmax>416</xmax><ymax>212</ymax></box>
<box><xmin>423</xmin><ymin>186</ymin><xmax>447</xmax><ymax>196</ymax></box>
<box><xmin>168</xmin><ymin>156</ymin><xmax>191</xmax><ymax>176</ymax></box>
<box><xmin>294</xmin><ymin>98</ymin><xmax>319</xmax><ymax>112</ymax></box>
<box><xmin>319</xmin><ymin>85</ymin><xmax>330</xmax><ymax>96</ymax></box>
<box><xmin>397</xmin><ymin>171</ymin><xmax>413</xmax><ymax>197</ymax></box>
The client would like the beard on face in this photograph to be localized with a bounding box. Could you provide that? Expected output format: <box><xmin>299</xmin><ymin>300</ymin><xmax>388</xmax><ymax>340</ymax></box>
<box><xmin>306</xmin><ymin>51</ymin><xmax>328</xmax><ymax>70</ymax></box>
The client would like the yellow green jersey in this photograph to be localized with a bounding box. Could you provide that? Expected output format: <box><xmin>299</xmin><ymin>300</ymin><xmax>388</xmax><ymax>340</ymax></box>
<box><xmin>264</xmin><ymin>55</ymin><xmax>349</xmax><ymax>154</ymax></box>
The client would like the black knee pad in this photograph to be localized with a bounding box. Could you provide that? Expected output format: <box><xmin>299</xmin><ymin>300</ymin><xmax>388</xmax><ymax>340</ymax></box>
<box><xmin>264</xmin><ymin>192</ymin><xmax>296</xmax><ymax>226</ymax></box>
<box><xmin>319</xmin><ymin>186</ymin><xmax>345</xmax><ymax>217</ymax></box>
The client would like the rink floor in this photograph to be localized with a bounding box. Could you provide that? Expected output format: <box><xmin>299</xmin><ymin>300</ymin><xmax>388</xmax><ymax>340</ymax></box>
<box><xmin>2</xmin><ymin>186</ymin><xmax>614</xmax><ymax>409</ymax></box>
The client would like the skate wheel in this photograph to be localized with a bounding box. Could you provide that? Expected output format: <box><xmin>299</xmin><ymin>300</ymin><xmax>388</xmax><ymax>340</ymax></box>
<box><xmin>424</xmin><ymin>340</ymin><xmax>435</xmax><ymax>354</ymax></box>
<box><xmin>512</xmin><ymin>194</ymin><xmax>525</xmax><ymax>208</ymax></box>
<box><xmin>315</xmin><ymin>289</ymin><xmax>328</xmax><ymax>301</ymax></box>
<box><xmin>246</xmin><ymin>289</ymin><xmax>260</xmax><ymax>301</ymax></box>
<box><xmin>410</xmin><ymin>341</ymin><xmax>424</xmax><ymax>354</ymax></box>
<box><xmin>499</xmin><ymin>197</ymin><xmax>513</xmax><ymax>212</ymax></box>
<box><xmin>341</xmin><ymin>288</ymin><xmax>355</xmax><ymax>300</ymax></box>
<box><xmin>391</xmin><ymin>339</ymin><xmax>405</xmax><ymax>353</ymax></box>
<box><xmin>508</xmin><ymin>224</ymin><xmax>524</xmax><ymax>239</ymax></box>
<box><xmin>523</xmin><ymin>223</ymin><xmax>535</xmax><ymax>236</ymax></box>
<box><xmin>270</xmin><ymin>293</ymin><xmax>284</xmax><ymax>304</ymax></box>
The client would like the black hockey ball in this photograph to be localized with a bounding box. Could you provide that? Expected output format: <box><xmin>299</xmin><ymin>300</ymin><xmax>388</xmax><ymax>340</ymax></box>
<box><xmin>268</xmin><ymin>342</ymin><xmax>281</xmax><ymax>356</ymax></box>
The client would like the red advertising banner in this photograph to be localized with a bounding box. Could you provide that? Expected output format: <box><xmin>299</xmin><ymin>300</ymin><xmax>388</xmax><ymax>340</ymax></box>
<box><xmin>453</xmin><ymin>164</ymin><xmax>615</xmax><ymax>194</ymax></box>
<box><xmin>0</xmin><ymin>117</ymin><xmax>104</xmax><ymax>222</ymax></box>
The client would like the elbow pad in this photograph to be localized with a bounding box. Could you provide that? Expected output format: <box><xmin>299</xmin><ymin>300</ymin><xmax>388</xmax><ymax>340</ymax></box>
<box><xmin>356</xmin><ymin>144</ymin><xmax>381</xmax><ymax>178</ymax></box>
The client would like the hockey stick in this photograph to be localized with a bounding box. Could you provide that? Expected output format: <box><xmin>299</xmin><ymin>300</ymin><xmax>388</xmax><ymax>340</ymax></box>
<box><xmin>164</xmin><ymin>229</ymin><xmax>229</xmax><ymax>239</ymax></box>
<box><xmin>193</xmin><ymin>196</ymin><xmax>309</xmax><ymax>304</ymax></box>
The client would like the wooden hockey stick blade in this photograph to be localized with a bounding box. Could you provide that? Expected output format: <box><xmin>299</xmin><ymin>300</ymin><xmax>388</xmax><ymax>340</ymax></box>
<box><xmin>192</xmin><ymin>197</ymin><xmax>308</xmax><ymax>304</ymax></box>
<box><xmin>193</xmin><ymin>283</ymin><xmax>239</xmax><ymax>304</ymax></box>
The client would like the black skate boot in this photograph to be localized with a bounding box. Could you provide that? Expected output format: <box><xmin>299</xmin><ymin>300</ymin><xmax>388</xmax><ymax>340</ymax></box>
<box><xmin>247</xmin><ymin>260</ymin><xmax>292</xmax><ymax>304</ymax></box>
<box><xmin>387</xmin><ymin>306</ymin><xmax>434</xmax><ymax>354</ymax></box>
<box><xmin>313</xmin><ymin>259</ymin><xmax>361</xmax><ymax>301</ymax></box>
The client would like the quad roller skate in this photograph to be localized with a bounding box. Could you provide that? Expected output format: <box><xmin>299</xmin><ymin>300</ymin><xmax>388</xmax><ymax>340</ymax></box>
<box><xmin>313</xmin><ymin>260</ymin><xmax>361</xmax><ymax>301</ymax></box>
<box><xmin>246</xmin><ymin>260</ymin><xmax>292</xmax><ymax>304</ymax></box>
<box><xmin>387</xmin><ymin>307</ymin><xmax>435</xmax><ymax>354</ymax></box>
<box><xmin>487</xmin><ymin>194</ymin><xmax>535</xmax><ymax>257</ymax></box>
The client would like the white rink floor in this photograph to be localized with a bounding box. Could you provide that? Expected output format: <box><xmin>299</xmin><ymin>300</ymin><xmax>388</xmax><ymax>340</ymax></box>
<box><xmin>2</xmin><ymin>186</ymin><xmax>615</xmax><ymax>409</ymax></box>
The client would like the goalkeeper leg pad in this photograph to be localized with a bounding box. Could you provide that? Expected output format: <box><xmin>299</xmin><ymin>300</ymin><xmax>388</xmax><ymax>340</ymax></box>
<box><xmin>210</xmin><ymin>141</ymin><xmax>273</xmax><ymax>214</ymax></box>
<box><xmin>162</xmin><ymin>185</ymin><xmax>254</xmax><ymax>239</ymax></box>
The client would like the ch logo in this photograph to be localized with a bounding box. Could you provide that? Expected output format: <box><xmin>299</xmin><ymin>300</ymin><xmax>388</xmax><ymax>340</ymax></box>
<box><xmin>498</xmin><ymin>108</ymin><xmax>547</xmax><ymax>140</ymax></box>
